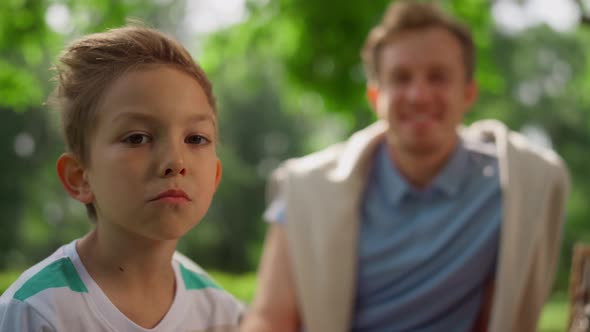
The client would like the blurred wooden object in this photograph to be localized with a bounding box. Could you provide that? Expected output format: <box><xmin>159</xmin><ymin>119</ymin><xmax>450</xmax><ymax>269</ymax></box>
<box><xmin>568</xmin><ymin>244</ymin><xmax>590</xmax><ymax>332</ymax></box>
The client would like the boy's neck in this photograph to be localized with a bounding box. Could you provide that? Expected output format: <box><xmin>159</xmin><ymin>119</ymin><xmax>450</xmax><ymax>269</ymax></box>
<box><xmin>78</xmin><ymin>226</ymin><xmax>177</xmax><ymax>277</ymax></box>
<box><xmin>76</xmin><ymin>227</ymin><xmax>178</xmax><ymax>328</ymax></box>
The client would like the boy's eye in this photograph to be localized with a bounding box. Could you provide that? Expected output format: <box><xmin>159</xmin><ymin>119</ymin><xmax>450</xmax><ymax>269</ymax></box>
<box><xmin>123</xmin><ymin>133</ymin><xmax>151</xmax><ymax>145</ymax></box>
<box><xmin>429</xmin><ymin>70</ymin><xmax>448</xmax><ymax>84</ymax></box>
<box><xmin>185</xmin><ymin>135</ymin><xmax>209</xmax><ymax>145</ymax></box>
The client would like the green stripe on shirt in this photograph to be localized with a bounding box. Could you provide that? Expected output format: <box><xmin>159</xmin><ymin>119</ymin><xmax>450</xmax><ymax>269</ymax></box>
<box><xmin>14</xmin><ymin>257</ymin><xmax>87</xmax><ymax>301</ymax></box>
<box><xmin>180</xmin><ymin>264</ymin><xmax>220</xmax><ymax>290</ymax></box>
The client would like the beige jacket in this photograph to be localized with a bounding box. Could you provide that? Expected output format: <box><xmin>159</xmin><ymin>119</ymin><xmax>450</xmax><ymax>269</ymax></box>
<box><xmin>268</xmin><ymin>119</ymin><xmax>570</xmax><ymax>332</ymax></box>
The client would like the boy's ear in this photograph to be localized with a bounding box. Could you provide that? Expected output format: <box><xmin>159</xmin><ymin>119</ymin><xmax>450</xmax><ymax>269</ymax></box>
<box><xmin>366</xmin><ymin>84</ymin><xmax>379</xmax><ymax>110</ymax></box>
<box><xmin>56</xmin><ymin>153</ymin><xmax>94</xmax><ymax>204</ymax></box>
<box><xmin>214</xmin><ymin>159</ymin><xmax>222</xmax><ymax>190</ymax></box>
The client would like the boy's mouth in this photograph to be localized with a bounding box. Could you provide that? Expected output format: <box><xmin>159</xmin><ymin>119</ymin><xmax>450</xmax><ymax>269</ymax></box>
<box><xmin>150</xmin><ymin>189</ymin><xmax>191</xmax><ymax>202</ymax></box>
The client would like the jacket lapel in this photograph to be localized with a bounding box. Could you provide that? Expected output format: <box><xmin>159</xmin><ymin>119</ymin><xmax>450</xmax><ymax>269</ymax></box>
<box><xmin>286</xmin><ymin>122</ymin><xmax>387</xmax><ymax>332</ymax></box>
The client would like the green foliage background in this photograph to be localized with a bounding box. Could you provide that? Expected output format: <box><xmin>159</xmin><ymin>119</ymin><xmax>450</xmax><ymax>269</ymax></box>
<box><xmin>1</xmin><ymin>0</ymin><xmax>589</xmax><ymax>314</ymax></box>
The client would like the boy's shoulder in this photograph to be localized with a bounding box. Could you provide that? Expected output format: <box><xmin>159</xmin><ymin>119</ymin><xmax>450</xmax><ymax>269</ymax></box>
<box><xmin>0</xmin><ymin>241</ymin><xmax>88</xmax><ymax>331</ymax></box>
<box><xmin>173</xmin><ymin>251</ymin><xmax>222</xmax><ymax>291</ymax></box>
<box><xmin>172</xmin><ymin>251</ymin><xmax>234</xmax><ymax>296</ymax></box>
<box><xmin>172</xmin><ymin>251</ymin><xmax>245</xmax><ymax>323</ymax></box>
<box><xmin>1</xmin><ymin>242</ymin><xmax>79</xmax><ymax>302</ymax></box>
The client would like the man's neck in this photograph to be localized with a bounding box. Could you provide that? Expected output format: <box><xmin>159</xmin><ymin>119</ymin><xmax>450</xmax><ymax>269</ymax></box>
<box><xmin>387</xmin><ymin>138</ymin><xmax>458</xmax><ymax>190</ymax></box>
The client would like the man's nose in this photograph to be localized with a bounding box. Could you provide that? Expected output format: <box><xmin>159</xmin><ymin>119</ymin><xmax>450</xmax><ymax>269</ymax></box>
<box><xmin>407</xmin><ymin>79</ymin><xmax>433</xmax><ymax>105</ymax></box>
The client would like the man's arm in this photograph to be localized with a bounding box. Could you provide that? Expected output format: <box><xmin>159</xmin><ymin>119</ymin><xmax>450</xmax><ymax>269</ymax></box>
<box><xmin>240</xmin><ymin>224</ymin><xmax>301</xmax><ymax>332</ymax></box>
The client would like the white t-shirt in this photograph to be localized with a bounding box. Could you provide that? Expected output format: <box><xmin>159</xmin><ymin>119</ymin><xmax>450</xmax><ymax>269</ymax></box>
<box><xmin>0</xmin><ymin>240</ymin><xmax>243</xmax><ymax>331</ymax></box>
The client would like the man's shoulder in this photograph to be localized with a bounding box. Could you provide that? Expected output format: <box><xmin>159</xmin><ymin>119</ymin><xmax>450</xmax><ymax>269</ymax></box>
<box><xmin>465</xmin><ymin>120</ymin><xmax>566</xmax><ymax>167</ymax></box>
<box><xmin>276</xmin><ymin>121</ymin><xmax>387</xmax><ymax>178</ymax></box>
<box><xmin>509</xmin><ymin>130</ymin><xmax>565</xmax><ymax>169</ymax></box>
<box><xmin>464</xmin><ymin>119</ymin><xmax>569</xmax><ymax>185</ymax></box>
<box><xmin>280</xmin><ymin>142</ymin><xmax>346</xmax><ymax>176</ymax></box>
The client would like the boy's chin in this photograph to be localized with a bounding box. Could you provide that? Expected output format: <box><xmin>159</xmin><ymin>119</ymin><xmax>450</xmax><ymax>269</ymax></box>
<box><xmin>148</xmin><ymin>223</ymin><xmax>200</xmax><ymax>242</ymax></box>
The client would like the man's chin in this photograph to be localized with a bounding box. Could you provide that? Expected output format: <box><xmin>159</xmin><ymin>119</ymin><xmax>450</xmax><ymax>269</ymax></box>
<box><xmin>398</xmin><ymin>138</ymin><xmax>445</xmax><ymax>156</ymax></box>
<box><xmin>406</xmin><ymin>145</ymin><xmax>439</xmax><ymax>156</ymax></box>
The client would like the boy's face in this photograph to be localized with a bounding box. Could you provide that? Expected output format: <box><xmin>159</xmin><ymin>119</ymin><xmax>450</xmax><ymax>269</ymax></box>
<box><xmin>371</xmin><ymin>26</ymin><xmax>477</xmax><ymax>157</ymax></box>
<box><xmin>78</xmin><ymin>66</ymin><xmax>220</xmax><ymax>241</ymax></box>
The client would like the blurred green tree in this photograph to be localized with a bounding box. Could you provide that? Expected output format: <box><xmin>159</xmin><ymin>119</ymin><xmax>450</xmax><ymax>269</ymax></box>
<box><xmin>2</xmin><ymin>0</ymin><xmax>590</xmax><ymax>286</ymax></box>
<box><xmin>201</xmin><ymin>0</ymin><xmax>590</xmax><ymax>288</ymax></box>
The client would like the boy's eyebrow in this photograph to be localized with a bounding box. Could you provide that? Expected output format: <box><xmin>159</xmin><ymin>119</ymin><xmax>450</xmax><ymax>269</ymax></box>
<box><xmin>187</xmin><ymin>113</ymin><xmax>217</xmax><ymax>127</ymax></box>
<box><xmin>112</xmin><ymin>111</ymin><xmax>155</xmax><ymax>124</ymax></box>
<box><xmin>112</xmin><ymin>111</ymin><xmax>216</xmax><ymax>127</ymax></box>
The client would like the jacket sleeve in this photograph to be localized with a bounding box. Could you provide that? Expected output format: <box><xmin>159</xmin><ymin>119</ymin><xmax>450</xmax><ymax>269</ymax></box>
<box><xmin>515</xmin><ymin>152</ymin><xmax>570</xmax><ymax>332</ymax></box>
<box><xmin>543</xmin><ymin>157</ymin><xmax>571</xmax><ymax>291</ymax></box>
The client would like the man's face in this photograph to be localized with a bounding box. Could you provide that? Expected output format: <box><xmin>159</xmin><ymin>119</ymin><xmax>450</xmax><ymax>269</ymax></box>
<box><xmin>373</xmin><ymin>26</ymin><xmax>477</xmax><ymax>157</ymax></box>
<box><xmin>83</xmin><ymin>65</ymin><xmax>221</xmax><ymax>241</ymax></box>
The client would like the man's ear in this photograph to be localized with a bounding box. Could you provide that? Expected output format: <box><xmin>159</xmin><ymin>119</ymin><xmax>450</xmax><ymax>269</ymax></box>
<box><xmin>463</xmin><ymin>80</ymin><xmax>479</xmax><ymax>113</ymax></box>
<box><xmin>56</xmin><ymin>153</ymin><xmax>93</xmax><ymax>204</ymax></box>
<box><xmin>366</xmin><ymin>84</ymin><xmax>379</xmax><ymax>110</ymax></box>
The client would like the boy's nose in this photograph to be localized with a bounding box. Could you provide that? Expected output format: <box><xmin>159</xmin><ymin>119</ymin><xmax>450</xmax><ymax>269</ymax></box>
<box><xmin>162</xmin><ymin>164</ymin><xmax>186</xmax><ymax>177</ymax></box>
<box><xmin>159</xmin><ymin>143</ymin><xmax>186</xmax><ymax>177</ymax></box>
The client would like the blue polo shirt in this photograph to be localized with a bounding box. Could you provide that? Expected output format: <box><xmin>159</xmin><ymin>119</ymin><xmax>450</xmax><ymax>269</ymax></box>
<box><xmin>352</xmin><ymin>140</ymin><xmax>501</xmax><ymax>332</ymax></box>
<box><xmin>264</xmin><ymin>138</ymin><xmax>501</xmax><ymax>331</ymax></box>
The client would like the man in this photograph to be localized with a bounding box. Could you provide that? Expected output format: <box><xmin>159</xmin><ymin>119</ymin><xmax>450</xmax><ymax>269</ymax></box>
<box><xmin>240</xmin><ymin>1</ymin><xmax>570</xmax><ymax>331</ymax></box>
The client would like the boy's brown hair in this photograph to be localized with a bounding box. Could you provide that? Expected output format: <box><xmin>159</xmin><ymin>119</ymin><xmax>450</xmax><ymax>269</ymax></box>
<box><xmin>48</xmin><ymin>24</ymin><xmax>216</xmax><ymax>220</ymax></box>
<box><xmin>362</xmin><ymin>0</ymin><xmax>475</xmax><ymax>83</ymax></box>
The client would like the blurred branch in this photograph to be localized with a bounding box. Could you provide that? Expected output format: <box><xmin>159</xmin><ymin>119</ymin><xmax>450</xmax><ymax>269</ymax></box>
<box><xmin>575</xmin><ymin>0</ymin><xmax>590</xmax><ymax>26</ymax></box>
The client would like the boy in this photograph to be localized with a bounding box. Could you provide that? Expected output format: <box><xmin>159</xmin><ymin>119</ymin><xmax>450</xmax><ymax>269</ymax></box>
<box><xmin>0</xmin><ymin>25</ymin><xmax>243</xmax><ymax>331</ymax></box>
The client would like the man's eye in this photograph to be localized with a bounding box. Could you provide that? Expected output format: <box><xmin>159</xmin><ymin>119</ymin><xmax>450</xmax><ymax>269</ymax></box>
<box><xmin>123</xmin><ymin>133</ymin><xmax>151</xmax><ymax>145</ymax></box>
<box><xmin>185</xmin><ymin>135</ymin><xmax>209</xmax><ymax>145</ymax></box>
<box><xmin>390</xmin><ymin>73</ymin><xmax>410</xmax><ymax>85</ymax></box>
